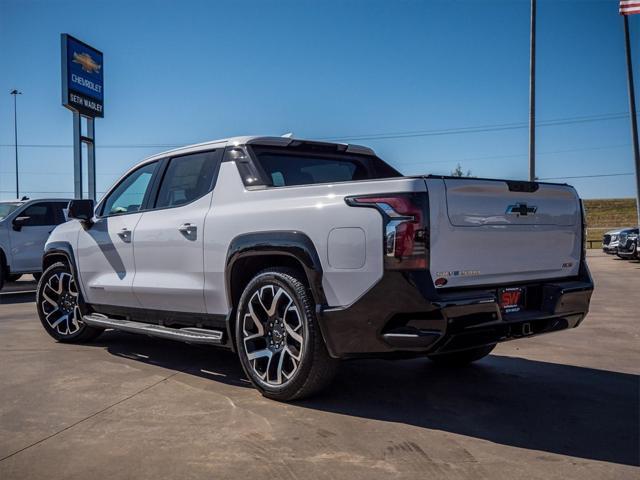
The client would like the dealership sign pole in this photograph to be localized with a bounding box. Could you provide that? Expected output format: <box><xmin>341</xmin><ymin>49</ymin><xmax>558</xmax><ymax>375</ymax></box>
<box><xmin>619</xmin><ymin>2</ymin><xmax>640</xmax><ymax>226</ymax></box>
<box><xmin>528</xmin><ymin>0</ymin><xmax>536</xmax><ymax>182</ymax></box>
<box><xmin>61</xmin><ymin>34</ymin><xmax>103</xmax><ymax>200</ymax></box>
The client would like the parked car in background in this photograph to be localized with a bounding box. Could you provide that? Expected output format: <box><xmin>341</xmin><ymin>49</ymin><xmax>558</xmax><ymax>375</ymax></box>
<box><xmin>616</xmin><ymin>227</ymin><xmax>639</xmax><ymax>260</ymax></box>
<box><xmin>0</xmin><ymin>198</ymin><xmax>72</xmax><ymax>290</ymax></box>
<box><xmin>602</xmin><ymin>228</ymin><xmax>625</xmax><ymax>254</ymax></box>
<box><xmin>37</xmin><ymin>136</ymin><xmax>593</xmax><ymax>401</ymax></box>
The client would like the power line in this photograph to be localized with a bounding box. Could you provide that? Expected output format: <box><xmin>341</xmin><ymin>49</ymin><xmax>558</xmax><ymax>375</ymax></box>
<box><xmin>401</xmin><ymin>143</ymin><xmax>631</xmax><ymax>167</ymax></box>
<box><xmin>0</xmin><ymin>112</ymin><xmax>635</xmax><ymax>149</ymax></box>
<box><xmin>320</xmin><ymin>112</ymin><xmax>632</xmax><ymax>142</ymax></box>
<box><xmin>538</xmin><ymin>172</ymin><xmax>634</xmax><ymax>180</ymax></box>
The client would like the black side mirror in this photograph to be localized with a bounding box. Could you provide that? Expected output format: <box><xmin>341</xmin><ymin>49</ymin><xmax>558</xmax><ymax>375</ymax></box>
<box><xmin>12</xmin><ymin>216</ymin><xmax>30</xmax><ymax>231</ymax></box>
<box><xmin>68</xmin><ymin>199</ymin><xmax>95</xmax><ymax>225</ymax></box>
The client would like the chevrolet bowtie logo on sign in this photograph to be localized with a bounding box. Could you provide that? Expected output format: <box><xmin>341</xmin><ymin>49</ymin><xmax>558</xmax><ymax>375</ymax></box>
<box><xmin>72</xmin><ymin>52</ymin><xmax>101</xmax><ymax>74</ymax></box>
<box><xmin>61</xmin><ymin>34</ymin><xmax>104</xmax><ymax>118</ymax></box>
<box><xmin>506</xmin><ymin>202</ymin><xmax>537</xmax><ymax>216</ymax></box>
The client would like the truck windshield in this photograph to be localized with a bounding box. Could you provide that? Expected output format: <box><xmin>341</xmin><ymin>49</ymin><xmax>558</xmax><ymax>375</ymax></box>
<box><xmin>250</xmin><ymin>145</ymin><xmax>401</xmax><ymax>187</ymax></box>
<box><xmin>0</xmin><ymin>203</ymin><xmax>20</xmax><ymax>220</ymax></box>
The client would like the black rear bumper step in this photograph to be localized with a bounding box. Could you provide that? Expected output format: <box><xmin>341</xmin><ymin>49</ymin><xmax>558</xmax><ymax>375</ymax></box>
<box><xmin>82</xmin><ymin>314</ymin><xmax>224</xmax><ymax>345</ymax></box>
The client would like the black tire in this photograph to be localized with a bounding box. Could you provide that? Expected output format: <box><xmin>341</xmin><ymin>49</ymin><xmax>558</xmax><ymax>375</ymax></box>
<box><xmin>427</xmin><ymin>344</ymin><xmax>496</xmax><ymax>367</ymax></box>
<box><xmin>235</xmin><ymin>268</ymin><xmax>338</xmax><ymax>401</ymax></box>
<box><xmin>0</xmin><ymin>263</ymin><xmax>5</xmax><ymax>291</ymax></box>
<box><xmin>36</xmin><ymin>262</ymin><xmax>103</xmax><ymax>343</ymax></box>
<box><xmin>7</xmin><ymin>273</ymin><xmax>22</xmax><ymax>282</ymax></box>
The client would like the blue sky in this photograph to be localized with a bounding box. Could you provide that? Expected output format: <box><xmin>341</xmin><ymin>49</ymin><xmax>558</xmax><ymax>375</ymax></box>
<box><xmin>0</xmin><ymin>0</ymin><xmax>639</xmax><ymax>200</ymax></box>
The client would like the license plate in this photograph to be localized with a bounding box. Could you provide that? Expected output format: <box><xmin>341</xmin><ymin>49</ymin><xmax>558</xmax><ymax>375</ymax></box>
<box><xmin>499</xmin><ymin>287</ymin><xmax>525</xmax><ymax>313</ymax></box>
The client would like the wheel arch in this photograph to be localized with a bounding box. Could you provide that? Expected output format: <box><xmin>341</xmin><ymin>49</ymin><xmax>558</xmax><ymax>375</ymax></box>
<box><xmin>224</xmin><ymin>231</ymin><xmax>327</xmax><ymax>351</ymax></box>
<box><xmin>42</xmin><ymin>242</ymin><xmax>85</xmax><ymax>295</ymax></box>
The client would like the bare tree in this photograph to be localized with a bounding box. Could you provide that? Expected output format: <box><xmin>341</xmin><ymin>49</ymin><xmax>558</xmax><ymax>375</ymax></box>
<box><xmin>451</xmin><ymin>163</ymin><xmax>472</xmax><ymax>177</ymax></box>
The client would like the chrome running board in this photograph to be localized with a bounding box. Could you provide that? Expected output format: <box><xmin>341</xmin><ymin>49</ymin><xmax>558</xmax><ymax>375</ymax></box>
<box><xmin>83</xmin><ymin>313</ymin><xmax>224</xmax><ymax>345</ymax></box>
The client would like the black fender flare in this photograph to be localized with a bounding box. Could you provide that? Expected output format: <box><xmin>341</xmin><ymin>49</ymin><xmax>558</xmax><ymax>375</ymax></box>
<box><xmin>225</xmin><ymin>231</ymin><xmax>326</xmax><ymax>308</ymax></box>
<box><xmin>42</xmin><ymin>241</ymin><xmax>85</xmax><ymax>297</ymax></box>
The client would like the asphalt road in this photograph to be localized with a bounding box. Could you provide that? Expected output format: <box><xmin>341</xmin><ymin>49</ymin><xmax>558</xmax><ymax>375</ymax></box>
<box><xmin>0</xmin><ymin>252</ymin><xmax>638</xmax><ymax>479</ymax></box>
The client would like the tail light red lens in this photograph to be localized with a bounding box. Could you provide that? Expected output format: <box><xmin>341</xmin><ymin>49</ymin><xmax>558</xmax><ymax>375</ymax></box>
<box><xmin>346</xmin><ymin>193</ymin><xmax>428</xmax><ymax>270</ymax></box>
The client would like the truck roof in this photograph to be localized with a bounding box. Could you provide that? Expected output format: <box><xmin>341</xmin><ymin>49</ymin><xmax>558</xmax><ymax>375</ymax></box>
<box><xmin>0</xmin><ymin>198</ymin><xmax>72</xmax><ymax>205</ymax></box>
<box><xmin>141</xmin><ymin>136</ymin><xmax>377</xmax><ymax>164</ymax></box>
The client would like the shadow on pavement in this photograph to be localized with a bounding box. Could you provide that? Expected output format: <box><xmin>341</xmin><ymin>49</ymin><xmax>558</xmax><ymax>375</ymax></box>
<box><xmin>90</xmin><ymin>332</ymin><xmax>639</xmax><ymax>467</ymax></box>
<box><xmin>0</xmin><ymin>291</ymin><xmax>36</xmax><ymax>305</ymax></box>
<box><xmin>93</xmin><ymin>331</ymin><xmax>251</xmax><ymax>389</ymax></box>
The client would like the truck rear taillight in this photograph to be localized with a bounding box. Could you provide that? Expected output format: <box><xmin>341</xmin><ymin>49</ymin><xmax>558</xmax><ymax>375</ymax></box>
<box><xmin>346</xmin><ymin>193</ymin><xmax>428</xmax><ymax>270</ymax></box>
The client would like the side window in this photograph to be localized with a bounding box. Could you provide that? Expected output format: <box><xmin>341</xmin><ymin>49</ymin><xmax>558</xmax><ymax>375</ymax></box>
<box><xmin>20</xmin><ymin>203</ymin><xmax>56</xmax><ymax>226</ymax></box>
<box><xmin>155</xmin><ymin>151</ymin><xmax>218</xmax><ymax>208</ymax></box>
<box><xmin>56</xmin><ymin>202</ymin><xmax>71</xmax><ymax>224</ymax></box>
<box><xmin>102</xmin><ymin>162</ymin><xmax>158</xmax><ymax>216</ymax></box>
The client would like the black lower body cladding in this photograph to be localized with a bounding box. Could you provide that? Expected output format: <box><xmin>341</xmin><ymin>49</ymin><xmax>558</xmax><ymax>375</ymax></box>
<box><xmin>318</xmin><ymin>265</ymin><xmax>594</xmax><ymax>359</ymax></box>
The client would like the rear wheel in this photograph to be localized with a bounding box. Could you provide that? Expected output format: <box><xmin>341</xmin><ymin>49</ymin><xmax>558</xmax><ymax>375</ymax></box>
<box><xmin>428</xmin><ymin>344</ymin><xmax>496</xmax><ymax>367</ymax></box>
<box><xmin>235</xmin><ymin>268</ymin><xmax>338</xmax><ymax>401</ymax></box>
<box><xmin>36</xmin><ymin>262</ymin><xmax>103</xmax><ymax>343</ymax></box>
<box><xmin>7</xmin><ymin>273</ymin><xmax>22</xmax><ymax>282</ymax></box>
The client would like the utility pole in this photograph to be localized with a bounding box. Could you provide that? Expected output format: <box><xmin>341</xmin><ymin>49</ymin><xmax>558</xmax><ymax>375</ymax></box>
<box><xmin>622</xmin><ymin>15</ymin><xmax>640</xmax><ymax>226</ymax></box>
<box><xmin>528</xmin><ymin>0</ymin><xmax>536</xmax><ymax>182</ymax></box>
<box><xmin>10</xmin><ymin>89</ymin><xmax>22</xmax><ymax>198</ymax></box>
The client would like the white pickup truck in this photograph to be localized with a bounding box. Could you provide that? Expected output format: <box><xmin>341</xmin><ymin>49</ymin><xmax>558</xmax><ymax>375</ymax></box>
<box><xmin>0</xmin><ymin>198</ymin><xmax>71</xmax><ymax>290</ymax></box>
<box><xmin>37</xmin><ymin>136</ymin><xmax>593</xmax><ymax>401</ymax></box>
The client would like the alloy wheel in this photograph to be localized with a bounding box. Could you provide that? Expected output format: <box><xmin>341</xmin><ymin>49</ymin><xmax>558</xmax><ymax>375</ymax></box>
<box><xmin>40</xmin><ymin>272</ymin><xmax>82</xmax><ymax>336</ymax></box>
<box><xmin>241</xmin><ymin>285</ymin><xmax>305</xmax><ymax>386</ymax></box>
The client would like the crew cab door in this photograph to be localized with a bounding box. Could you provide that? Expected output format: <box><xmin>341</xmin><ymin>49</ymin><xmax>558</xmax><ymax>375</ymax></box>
<box><xmin>132</xmin><ymin>150</ymin><xmax>221</xmax><ymax>313</ymax></box>
<box><xmin>76</xmin><ymin>161</ymin><xmax>159</xmax><ymax>308</ymax></box>
<box><xmin>9</xmin><ymin>201</ymin><xmax>68</xmax><ymax>272</ymax></box>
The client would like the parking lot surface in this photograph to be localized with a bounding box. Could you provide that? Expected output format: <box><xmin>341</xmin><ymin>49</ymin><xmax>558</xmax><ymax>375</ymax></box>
<box><xmin>0</xmin><ymin>251</ymin><xmax>638</xmax><ymax>479</ymax></box>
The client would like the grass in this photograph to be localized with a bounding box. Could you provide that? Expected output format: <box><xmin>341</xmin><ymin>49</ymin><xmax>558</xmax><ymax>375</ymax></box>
<box><xmin>583</xmin><ymin>198</ymin><xmax>638</xmax><ymax>245</ymax></box>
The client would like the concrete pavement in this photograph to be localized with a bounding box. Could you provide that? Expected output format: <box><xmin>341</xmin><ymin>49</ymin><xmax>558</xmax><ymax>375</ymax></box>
<box><xmin>0</xmin><ymin>251</ymin><xmax>638</xmax><ymax>479</ymax></box>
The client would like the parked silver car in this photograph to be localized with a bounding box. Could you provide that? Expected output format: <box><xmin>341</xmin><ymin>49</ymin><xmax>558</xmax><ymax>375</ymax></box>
<box><xmin>0</xmin><ymin>198</ymin><xmax>71</xmax><ymax>290</ymax></box>
<box><xmin>616</xmin><ymin>227</ymin><xmax>639</xmax><ymax>260</ymax></box>
<box><xmin>602</xmin><ymin>228</ymin><xmax>625</xmax><ymax>255</ymax></box>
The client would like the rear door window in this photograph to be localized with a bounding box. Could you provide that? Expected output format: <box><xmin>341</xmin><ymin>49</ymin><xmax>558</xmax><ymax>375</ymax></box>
<box><xmin>154</xmin><ymin>151</ymin><xmax>219</xmax><ymax>208</ymax></box>
<box><xmin>53</xmin><ymin>202</ymin><xmax>70</xmax><ymax>224</ymax></box>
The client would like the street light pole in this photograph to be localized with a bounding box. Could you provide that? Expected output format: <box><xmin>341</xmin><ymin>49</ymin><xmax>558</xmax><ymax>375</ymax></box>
<box><xmin>10</xmin><ymin>89</ymin><xmax>22</xmax><ymax>199</ymax></box>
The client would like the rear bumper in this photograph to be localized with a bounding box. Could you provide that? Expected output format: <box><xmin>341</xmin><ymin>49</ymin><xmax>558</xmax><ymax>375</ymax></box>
<box><xmin>318</xmin><ymin>264</ymin><xmax>594</xmax><ymax>359</ymax></box>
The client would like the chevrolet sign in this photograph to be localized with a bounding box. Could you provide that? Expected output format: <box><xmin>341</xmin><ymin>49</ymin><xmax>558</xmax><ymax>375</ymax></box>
<box><xmin>61</xmin><ymin>34</ymin><xmax>104</xmax><ymax>118</ymax></box>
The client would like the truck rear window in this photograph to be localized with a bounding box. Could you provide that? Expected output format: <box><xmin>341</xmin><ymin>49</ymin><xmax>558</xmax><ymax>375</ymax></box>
<box><xmin>250</xmin><ymin>145</ymin><xmax>401</xmax><ymax>187</ymax></box>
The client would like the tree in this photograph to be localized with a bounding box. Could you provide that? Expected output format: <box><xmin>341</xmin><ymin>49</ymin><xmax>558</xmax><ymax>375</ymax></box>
<box><xmin>451</xmin><ymin>163</ymin><xmax>472</xmax><ymax>177</ymax></box>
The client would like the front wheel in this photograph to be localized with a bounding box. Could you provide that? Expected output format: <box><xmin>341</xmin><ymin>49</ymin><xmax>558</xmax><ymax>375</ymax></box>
<box><xmin>427</xmin><ymin>344</ymin><xmax>496</xmax><ymax>367</ymax></box>
<box><xmin>235</xmin><ymin>268</ymin><xmax>338</xmax><ymax>401</ymax></box>
<box><xmin>36</xmin><ymin>262</ymin><xmax>103</xmax><ymax>343</ymax></box>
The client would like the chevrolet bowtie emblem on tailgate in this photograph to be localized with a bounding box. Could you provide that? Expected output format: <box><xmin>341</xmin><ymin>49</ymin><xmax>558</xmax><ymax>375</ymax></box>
<box><xmin>506</xmin><ymin>202</ymin><xmax>537</xmax><ymax>216</ymax></box>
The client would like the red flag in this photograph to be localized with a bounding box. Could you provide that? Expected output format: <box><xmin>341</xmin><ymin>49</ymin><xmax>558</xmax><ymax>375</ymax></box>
<box><xmin>620</xmin><ymin>0</ymin><xmax>640</xmax><ymax>15</ymax></box>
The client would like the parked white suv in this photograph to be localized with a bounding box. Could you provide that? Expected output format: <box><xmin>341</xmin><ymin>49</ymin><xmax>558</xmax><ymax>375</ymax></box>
<box><xmin>0</xmin><ymin>198</ymin><xmax>71</xmax><ymax>290</ymax></box>
<box><xmin>37</xmin><ymin>136</ymin><xmax>593</xmax><ymax>400</ymax></box>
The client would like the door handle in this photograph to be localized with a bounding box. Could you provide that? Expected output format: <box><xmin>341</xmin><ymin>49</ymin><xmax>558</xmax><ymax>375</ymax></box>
<box><xmin>117</xmin><ymin>227</ymin><xmax>132</xmax><ymax>242</ymax></box>
<box><xmin>178</xmin><ymin>223</ymin><xmax>197</xmax><ymax>236</ymax></box>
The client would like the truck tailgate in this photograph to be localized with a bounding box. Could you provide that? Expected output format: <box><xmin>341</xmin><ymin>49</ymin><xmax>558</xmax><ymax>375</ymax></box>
<box><xmin>425</xmin><ymin>177</ymin><xmax>582</xmax><ymax>288</ymax></box>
